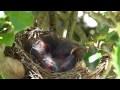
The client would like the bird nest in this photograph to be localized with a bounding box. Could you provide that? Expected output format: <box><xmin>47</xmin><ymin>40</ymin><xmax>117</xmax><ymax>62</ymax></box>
<box><xmin>4</xmin><ymin>27</ymin><xmax>110</xmax><ymax>79</ymax></box>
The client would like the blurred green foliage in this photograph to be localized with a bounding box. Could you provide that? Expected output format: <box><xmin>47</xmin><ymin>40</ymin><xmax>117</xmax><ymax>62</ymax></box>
<box><xmin>0</xmin><ymin>11</ymin><xmax>34</xmax><ymax>46</ymax></box>
<box><xmin>0</xmin><ymin>11</ymin><xmax>120</xmax><ymax>78</ymax></box>
<box><xmin>5</xmin><ymin>11</ymin><xmax>34</xmax><ymax>34</ymax></box>
<box><xmin>0</xmin><ymin>75</ymin><xmax>4</xmax><ymax>79</ymax></box>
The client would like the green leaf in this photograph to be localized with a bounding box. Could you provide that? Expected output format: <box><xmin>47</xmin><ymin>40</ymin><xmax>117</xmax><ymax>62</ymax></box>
<box><xmin>73</xmin><ymin>31</ymin><xmax>80</xmax><ymax>42</ymax></box>
<box><xmin>98</xmin><ymin>23</ymin><xmax>109</xmax><ymax>34</ymax></box>
<box><xmin>0</xmin><ymin>74</ymin><xmax>4</xmax><ymax>79</ymax></box>
<box><xmin>4</xmin><ymin>11</ymin><xmax>34</xmax><ymax>34</ymax></box>
<box><xmin>0</xmin><ymin>31</ymin><xmax>15</xmax><ymax>46</ymax></box>
<box><xmin>97</xmin><ymin>24</ymin><xmax>109</xmax><ymax>40</ymax></box>
<box><xmin>83</xmin><ymin>49</ymin><xmax>103</xmax><ymax>71</ymax></box>
<box><xmin>106</xmin><ymin>31</ymin><xmax>119</xmax><ymax>42</ymax></box>
<box><xmin>0</xmin><ymin>18</ymin><xmax>5</xmax><ymax>28</ymax></box>
<box><xmin>112</xmin><ymin>39</ymin><xmax>120</xmax><ymax>78</ymax></box>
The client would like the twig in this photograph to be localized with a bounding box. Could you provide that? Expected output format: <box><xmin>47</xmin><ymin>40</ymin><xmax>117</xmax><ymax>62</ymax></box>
<box><xmin>74</xmin><ymin>25</ymin><xmax>88</xmax><ymax>43</ymax></box>
<box><xmin>29</xmin><ymin>70</ymin><xmax>43</xmax><ymax>79</ymax></box>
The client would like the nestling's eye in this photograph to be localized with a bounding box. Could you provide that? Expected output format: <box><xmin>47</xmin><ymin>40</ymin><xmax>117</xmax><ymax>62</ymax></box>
<box><xmin>64</xmin><ymin>53</ymin><xmax>70</xmax><ymax>57</ymax></box>
<box><xmin>45</xmin><ymin>44</ymin><xmax>51</xmax><ymax>53</ymax></box>
<box><xmin>40</xmin><ymin>52</ymin><xmax>46</xmax><ymax>56</ymax></box>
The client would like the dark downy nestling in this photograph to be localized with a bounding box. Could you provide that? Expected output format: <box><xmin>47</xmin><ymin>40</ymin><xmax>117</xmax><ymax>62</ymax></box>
<box><xmin>23</xmin><ymin>28</ymin><xmax>79</xmax><ymax>72</ymax></box>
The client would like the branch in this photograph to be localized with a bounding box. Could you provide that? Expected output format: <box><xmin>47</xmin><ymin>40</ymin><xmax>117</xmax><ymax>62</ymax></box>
<box><xmin>49</xmin><ymin>11</ymin><xmax>58</xmax><ymax>32</ymax></box>
<box><xmin>66</xmin><ymin>11</ymin><xmax>78</xmax><ymax>40</ymax></box>
<box><xmin>74</xmin><ymin>25</ymin><xmax>88</xmax><ymax>43</ymax></box>
<box><xmin>32</xmin><ymin>11</ymin><xmax>49</xmax><ymax>31</ymax></box>
<box><xmin>57</xmin><ymin>11</ymin><xmax>68</xmax><ymax>21</ymax></box>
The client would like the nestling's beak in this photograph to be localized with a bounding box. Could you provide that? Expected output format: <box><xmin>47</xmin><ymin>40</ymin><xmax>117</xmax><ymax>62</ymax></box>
<box><xmin>41</xmin><ymin>54</ymin><xmax>59</xmax><ymax>72</ymax></box>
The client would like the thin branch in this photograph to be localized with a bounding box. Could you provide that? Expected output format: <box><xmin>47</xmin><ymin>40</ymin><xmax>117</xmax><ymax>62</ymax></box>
<box><xmin>66</xmin><ymin>11</ymin><xmax>78</xmax><ymax>40</ymax></box>
<box><xmin>74</xmin><ymin>25</ymin><xmax>88</xmax><ymax>43</ymax></box>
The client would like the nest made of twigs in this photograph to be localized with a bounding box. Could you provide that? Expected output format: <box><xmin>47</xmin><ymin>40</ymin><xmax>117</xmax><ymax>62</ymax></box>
<box><xmin>4</xmin><ymin>27</ymin><xmax>110</xmax><ymax>79</ymax></box>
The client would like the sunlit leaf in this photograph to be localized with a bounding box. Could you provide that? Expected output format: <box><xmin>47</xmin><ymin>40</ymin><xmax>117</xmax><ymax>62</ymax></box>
<box><xmin>4</xmin><ymin>11</ymin><xmax>34</xmax><ymax>34</ymax></box>
<box><xmin>83</xmin><ymin>48</ymin><xmax>103</xmax><ymax>71</ymax></box>
<box><xmin>89</xmin><ymin>53</ymin><xmax>102</xmax><ymax>63</ymax></box>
